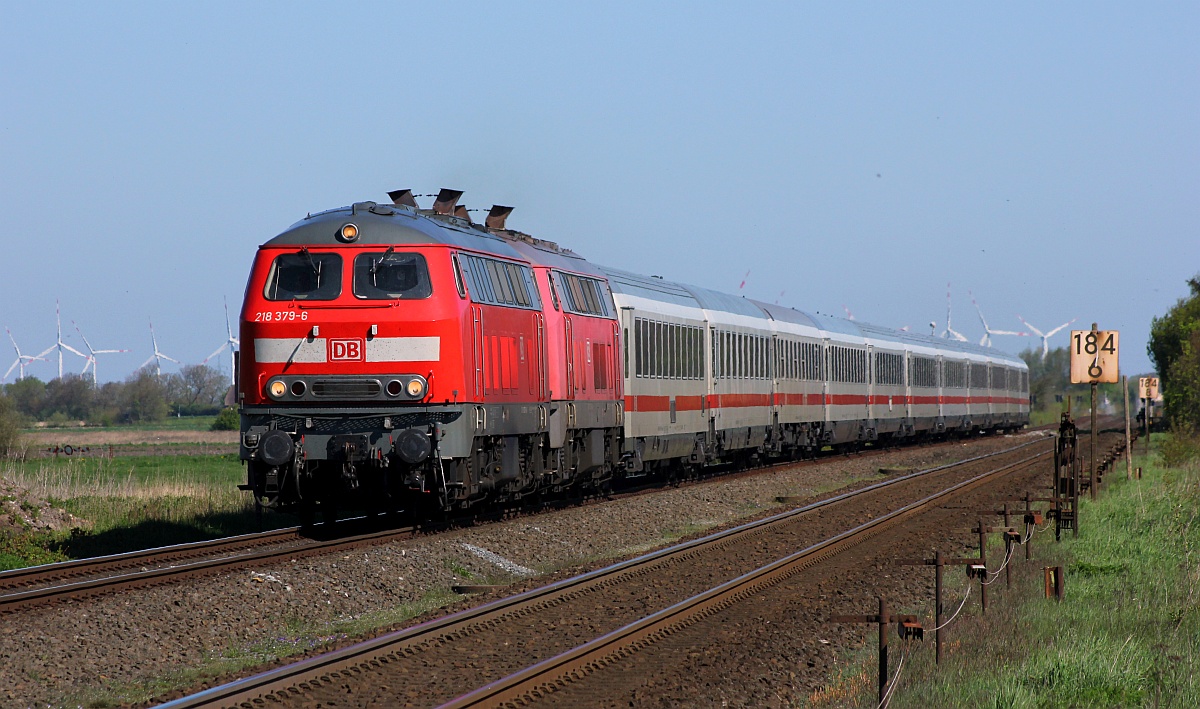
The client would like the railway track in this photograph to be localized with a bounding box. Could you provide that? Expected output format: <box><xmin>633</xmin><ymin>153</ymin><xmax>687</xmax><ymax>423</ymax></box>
<box><xmin>0</xmin><ymin>520</ymin><xmax>420</xmax><ymax>614</ymax></box>
<box><xmin>0</xmin><ymin>430</ymin><xmax>1046</xmax><ymax>615</ymax></box>
<box><xmin>156</xmin><ymin>434</ymin><xmax>1058</xmax><ymax>708</ymax></box>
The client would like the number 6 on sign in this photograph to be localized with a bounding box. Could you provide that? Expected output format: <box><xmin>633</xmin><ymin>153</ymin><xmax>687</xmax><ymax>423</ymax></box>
<box><xmin>1070</xmin><ymin>330</ymin><xmax>1119</xmax><ymax>383</ymax></box>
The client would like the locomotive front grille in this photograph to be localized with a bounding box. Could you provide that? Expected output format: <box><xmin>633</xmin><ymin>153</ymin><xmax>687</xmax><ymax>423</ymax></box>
<box><xmin>266</xmin><ymin>410</ymin><xmax>464</xmax><ymax>434</ymax></box>
<box><xmin>311</xmin><ymin>379</ymin><xmax>383</xmax><ymax>398</ymax></box>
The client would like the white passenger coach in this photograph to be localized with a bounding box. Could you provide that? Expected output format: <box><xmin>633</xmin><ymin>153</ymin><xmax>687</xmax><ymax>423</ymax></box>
<box><xmin>600</xmin><ymin>266</ymin><xmax>1030</xmax><ymax>473</ymax></box>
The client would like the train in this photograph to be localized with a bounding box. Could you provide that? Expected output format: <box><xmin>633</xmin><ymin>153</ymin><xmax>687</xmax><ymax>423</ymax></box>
<box><xmin>236</xmin><ymin>189</ymin><xmax>1030</xmax><ymax>520</ymax></box>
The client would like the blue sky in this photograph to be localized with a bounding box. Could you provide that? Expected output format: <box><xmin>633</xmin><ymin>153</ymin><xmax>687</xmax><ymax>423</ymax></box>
<box><xmin>1</xmin><ymin>2</ymin><xmax>1195</xmax><ymax>382</ymax></box>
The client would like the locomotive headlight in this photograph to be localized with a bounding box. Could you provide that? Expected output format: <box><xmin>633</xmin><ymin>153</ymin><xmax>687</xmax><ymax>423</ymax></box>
<box><xmin>406</xmin><ymin>377</ymin><xmax>426</xmax><ymax>398</ymax></box>
<box><xmin>337</xmin><ymin>223</ymin><xmax>360</xmax><ymax>242</ymax></box>
<box><xmin>268</xmin><ymin>380</ymin><xmax>287</xmax><ymax>399</ymax></box>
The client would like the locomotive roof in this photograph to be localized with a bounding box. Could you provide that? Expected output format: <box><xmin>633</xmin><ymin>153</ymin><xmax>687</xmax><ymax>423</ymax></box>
<box><xmin>504</xmin><ymin>237</ymin><xmax>606</xmax><ymax>277</ymax></box>
<box><xmin>264</xmin><ymin>202</ymin><xmax>526</xmax><ymax>261</ymax></box>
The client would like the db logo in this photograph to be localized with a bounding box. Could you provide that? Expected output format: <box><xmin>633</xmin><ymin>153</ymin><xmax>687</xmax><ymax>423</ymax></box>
<box><xmin>328</xmin><ymin>338</ymin><xmax>365</xmax><ymax>362</ymax></box>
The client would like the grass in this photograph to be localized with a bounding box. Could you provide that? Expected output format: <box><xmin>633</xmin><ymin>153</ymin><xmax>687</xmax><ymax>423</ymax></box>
<box><xmin>0</xmin><ymin>452</ymin><xmax>290</xmax><ymax>569</ymax></box>
<box><xmin>809</xmin><ymin>431</ymin><xmax>1200</xmax><ymax>708</ymax></box>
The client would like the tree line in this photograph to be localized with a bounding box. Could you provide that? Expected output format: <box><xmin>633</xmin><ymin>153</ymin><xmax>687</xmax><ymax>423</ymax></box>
<box><xmin>1149</xmin><ymin>274</ymin><xmax>1200</xmax><ymax>430</ymax></box>
<box><xmin>0</xmin><ymin>364</ymin><xmax>230</xmax><ymax>427</ymax></box>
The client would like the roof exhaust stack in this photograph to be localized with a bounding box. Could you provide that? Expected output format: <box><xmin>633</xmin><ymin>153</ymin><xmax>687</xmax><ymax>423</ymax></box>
<box><xmin>387</xmin><ymin>189</ymin><xmax>418</xmax><ymax>208</ymax></box>
<box><xmin>432</xmin><ymin>188</ymin><xmax>464</xmax><ymax>215</ymax></box>
<box><xmin>453</xmin><ymin>205</ymin><xmax>471</xmax><ymax>220</ymax></box>
<box><xmin>486</xmin><ymin>205</ymin><xmax>514</xmax><ymax>231</ymax></box>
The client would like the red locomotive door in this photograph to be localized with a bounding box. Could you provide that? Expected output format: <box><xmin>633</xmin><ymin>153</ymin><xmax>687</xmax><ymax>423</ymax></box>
<box><xmin>563</xmin><ymin>315</ymin><xmax>576</xmax><ymax>400</ymax></box>
<box><xmin>611</xmin><ymin>320</ymin><xmax>622</xmax><ymax>399</ymax></box>
<box><xmin>471</xmin><ymin>305</ymin><xmax>484</xmax><ymax>399</ymax></box>
<box><xmin>534</xmin><ymin>313</ymin><xmax>547</xmax><ymax>400</ymax></box>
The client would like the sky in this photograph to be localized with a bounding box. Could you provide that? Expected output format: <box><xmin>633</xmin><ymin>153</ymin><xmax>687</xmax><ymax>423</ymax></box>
<box><xmin>1</xmin><ymin>2</ymin><xmax>1196</xmax><ymax>384</ymax></box>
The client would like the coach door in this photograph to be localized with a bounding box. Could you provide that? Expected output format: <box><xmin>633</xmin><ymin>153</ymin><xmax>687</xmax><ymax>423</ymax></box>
<box><xmin>770</xmin><ymin>335</ymin><xmax>781</xmax><ymax>421</ymax></box>
<box><xmin>936</xmin><ymin>354</ymin><xmax>945</xmax><ymax>420</ymax></box>
<box><xmin>866</xmin><ymin>344</ymin><xmax>875</xmax><ymax>423</ymax></box>
<box><xmin>822</xmin><ymin>339</ymin><xmax>832</xmax><ymax>427</ymax></box>
<box><xmin>903</xmin><ymin>351</ymin><xmax>913</xmax><ymax>421</ymax></box>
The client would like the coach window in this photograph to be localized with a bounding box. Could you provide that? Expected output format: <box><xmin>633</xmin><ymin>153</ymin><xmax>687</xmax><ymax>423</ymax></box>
<box><xmin>662</xmin><ymin>323</ymin><xmax>672</xmax><ymax>376</ymax></box>
<box><xmin>712</xmin><ymin>331</ymin><xmax>720</xmax><ymax>378</ymax></box>
<box><xmin>353</xmin><ymin>252</ymin><xmax>433</xmax><ymax>300</ymax></box>
<box><xmin>677</xmin><ymin>325</ymin><xmax>686</xmax><ymax>379</ymax></box>
<box><xmin>669</xmin><ymin>324</ymin><xmax>679</xmax><ymax>379</ymax></box>
<box><xmin>731</xmin><ymin>332</ymin><xmax>738</xmax><ymax>379</ymax></box>
<box><xmin>729</xmin><ymin>333</ymin><xmax>739</xmax><ymax>379</ymax></box>
<box><xmin>636</xmin><ymin>319</ymin><xmax>647</xmax><ymax>377</ymax></box>
<box><xmin>662</xmin><ymin>323</ymin><xmax>672</xmax><ymax>379</ymax></box>
<box><xmin>666</xmin><ymin>323</ymin><xmax>674</xmax><ymax>379</ymax></box>
<box><xmin>653</xmin><ymin>321</ymin><xmax>662</xmax><ymax>378</ymax></box>
<box><xmin>265</xmin><ymin>250</ymin><xmax>343</xmax><ymax>301</ymax></box>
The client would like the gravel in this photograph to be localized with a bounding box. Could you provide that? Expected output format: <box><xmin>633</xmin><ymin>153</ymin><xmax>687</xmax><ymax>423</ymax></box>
<box><xmin>0</xmin><ymin>433</ymin><xmax>1041</xmax><ymax>708</ymax></box>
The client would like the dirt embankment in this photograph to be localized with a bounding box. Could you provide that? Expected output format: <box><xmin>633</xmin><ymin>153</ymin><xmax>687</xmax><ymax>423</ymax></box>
<box><xmin>0</xmin><ymin>478</ymin><xmax>91</xmax><ymax>536</ymax></box>
<box><xmin>23</xmin><ymin>429</ymin><xmax>238</xmax><ymax>446</ymax></box>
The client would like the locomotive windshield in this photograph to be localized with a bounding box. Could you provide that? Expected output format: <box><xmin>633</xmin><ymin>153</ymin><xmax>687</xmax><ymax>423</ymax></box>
<box><xmin>353</xmin><ymin>251</ymin><xmax>432</xmax><ymax>300</ymax></box>
<box><xmin>263</xmin><ymin>250</ymin><xmax>343</xmax><ymax>300</ymax></box>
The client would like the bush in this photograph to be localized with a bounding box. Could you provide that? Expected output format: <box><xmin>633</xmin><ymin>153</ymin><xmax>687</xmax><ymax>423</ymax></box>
<box><xmin>211</xmin><ymin>407</ymin><xmax>239</xmax><ymax>431</ymax></box>
<box><xmin>0</xmin><ymin>393</ymin><xmax>21</xmax><ymax>456</ymax></box>
<box><xmin>1160</xmin><ymin>423</ymin><xmax>1200</xmax><ymax>468</ymax></box>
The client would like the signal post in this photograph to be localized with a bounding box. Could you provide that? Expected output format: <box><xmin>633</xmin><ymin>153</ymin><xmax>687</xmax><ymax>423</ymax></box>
<box><xmin>1070</xmin><ymin>324</ymin><xmax>1119</xmax><ymax>499</ymax></box>
<box><xmin>1138</xmin><ymin>376</ymin><xmax>1159</xmax><ymax>457</ymax></box>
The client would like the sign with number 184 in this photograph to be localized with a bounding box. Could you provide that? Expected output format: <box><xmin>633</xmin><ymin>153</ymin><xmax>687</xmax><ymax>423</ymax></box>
<box><xmin>1070</xmin><ymin>330</ymin><xmax>1119</xmax><ymax>384</ymax></box>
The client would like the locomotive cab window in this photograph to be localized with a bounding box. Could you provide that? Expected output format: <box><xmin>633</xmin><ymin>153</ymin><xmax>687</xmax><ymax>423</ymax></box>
<box><xmin>353</xmin><ymin>251</ymin><xmax>432</xmax><ymax>300</ymax></box>
<box><xmin>264</xmin><ymin>250</ymin><xmax>342</xmax><ymax>301</ymax></box>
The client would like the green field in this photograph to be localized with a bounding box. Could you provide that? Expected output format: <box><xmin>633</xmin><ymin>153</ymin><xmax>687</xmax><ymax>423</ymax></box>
<box><xmin>23</xmin><ymin>414</ymin><xmax>219</xmax><ymax>433</ymax></box>
<box><xmin>0</xmin><ymin>451</ymin><xmax>289</xmax><ymax>570</ymax></box>
<box><xmin>811</xmin><ymin>433</ymin><xmax>1200</xmax><ymax>708</ymax></box>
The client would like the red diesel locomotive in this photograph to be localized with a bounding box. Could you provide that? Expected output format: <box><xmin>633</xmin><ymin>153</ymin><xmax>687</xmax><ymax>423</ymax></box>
<box><xmin>238</xmin><ymin>189</ymin><xmax>1029</xmax><ymax>519</ymax></box>
<box><xmin>239</xmin><ymin>190</ymin><xmax>622</xmax><ymax>518</ymax></box>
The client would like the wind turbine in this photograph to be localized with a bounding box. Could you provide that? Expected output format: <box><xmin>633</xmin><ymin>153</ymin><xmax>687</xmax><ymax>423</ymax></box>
<box><xmin>1018</xmin><ymin>315</ymin><xmax>1077</xmax><ymax>360</ymax></box>
<box><xmin>3</xmin><ymin>329</ymin><xmax>46</xmax><ymax>382</ymax></box>
<box><xmin>140</xmin><ymin>320</ymin><xmax>179</xmax><ymax>376</ymax></box>
<box><xmin>940</xmin><ymin>284</ymin><xmax>968</xmax><ymax>342</ymax></box>
<box><xmin>73</xmin><ymin>322</ymin><xmax>128</xmax><ymax>385</ymax></box>
<box><xmin>202</xmin><ymin>297</ymin><xmax>240</xmax><ymax>386</ymax></box>
<box><xmin>35</xmin><ymin>301</ymin><xmax>87</xmax><ymax>380</ymax></box>
<box><xmin>970</xmin><ymin>291</ymin><xmax>1028</xmax><ymax>347</ymax></box>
